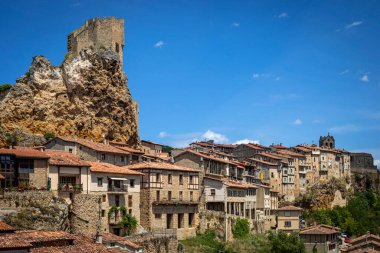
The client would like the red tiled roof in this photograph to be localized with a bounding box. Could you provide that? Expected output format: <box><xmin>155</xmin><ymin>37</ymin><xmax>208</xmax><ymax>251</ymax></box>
<box><xmin>300</xmin><ymin>224</ymin><xmax>341</xmax><ymax>235</ymax></box>
<box><xmin>0</xmin><ymin>221</ymin><xmax>15</xmax><ymax>231</ymax></box>
<box><xmin>224</xmin><ymin>181</ymin><xmax>258</xmax><ymax>189</ymax></box>
<box><xmin>0</xmin><ymin>237</ymin><xmax>32</xmax><ymax>249</ymax></box>
<box><xmin>55</xmin><ymin>137</ymin><xmax>130</xmax><ymax>155</ymax></box>
<box><xmin>89</xmin><ymin>162</ymin><xmax>143</xmax><ymax>175</ymax></box>
<box><xmin>276</xmin><ymin>149</ymin><xmax>305</xmax><ymax>158</ymax></box>
<box><xmin>191</xmin><ymin>141</ymin><xmax>237</xmax><ymax>149</ymax></box>
<box><xmin>248</xmin><ymin>157</ymin><xmax>278</xmax><ymax>166</ymax></box>
<box><xmin>272</xmin><ymin>144</ymin><xmax>288</xmax><ymax>149</ymax></box>
<box><xmin>101</xmin><ymin>232</ymin><xmax>143</xmax><ymax>249</ymax></box>
<box><xmin>241</xmin><ymin>143</ymin><xmax>268</xmax><ymax>150</ymax></box>
<box><xmin>115</xmin><ymin>146</ymin><xmax>144</xmax><ymax>154</ymax></box>
<box><xmin>278</xmin><ymin>205</ymin><xmax>302</xmax><ymax>211</ymax></box>
<box><xmin>270</xmin><ymin>189</ymin><xmax>280</xmax><ymax>193</ymax></box>
<box><xmin>45</xmin><ymin>150</ymin><xmax>90</xmax><ymax>167</ymax></box>
<box><xmin>125</xmin><ymin>161</ymin><xmax>199</xmax><ymax>172</ymax></box>
<box><xmin>256</xmin><ymin>152</ymin><xmax>284</xmax><ymax>160</ymax></box>
<box><xmin>141</xmin><ymin>140</ymin><xmax>163</xmax><ymax>146</ymax></box>
<box><xmin>350</xmin><ymin>234</ymin><xmax>380</xmax><ymax>244</ymax></box>
<box><xmin>0</xmin><ymin>148</ymin><xmax>49</xmax><ymax>159</ymax></box>
<box><xmin>178</xmin><ymin>149</ymin><xmax>232</xmax><ymax>164</ymax></box>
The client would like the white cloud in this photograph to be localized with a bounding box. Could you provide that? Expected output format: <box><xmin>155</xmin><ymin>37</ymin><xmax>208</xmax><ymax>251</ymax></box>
<box><xmin>232</xmin><ymin>22</ymin><xmax>240</xmax><ymax>27</ymax></box>
<box><xmin>158</xmin><ymin>131</ymin><xmax>168</xmax><ymax>138</ymax></box>
<box><xmin>345</xmin><ymin>21</ymin><xmax>363</xmax><ymax>30</ymax></box>
<box><xmin>329</xmin><ymin>124</ymin><xmax>360</xmax><ymax>134</ymax></box>
<box><xmin>361</xmin><ymin>74</ymin><xmax>369</xmax><ymax>82</ymax></box>
<box><xmin>233</xmin><ymin>139</ymin><xmax>260</xmax><ymax>145</ymax></box>
<box><xmin>375</xmin><ymin>160</ymin><xmax>380</xmax><ymax>167</ymax></box>
<box><xmin>293</xmin><ymin>118</ymin><xmax>302</xmax><ymax>125</ymax></box>
<box><xmin>154</xmin><ymin>41</ymin><xmax>165</xmax><ymax>48</ymax></box>
<box><xmin>340</xmin><ymin>69</ymin><xmax>349</xmax><ymax>75</ymax></box>
<box><xmin>252</xmin><ymin>73</ymin><xmax>260</xmax><ymax>79</ymax></box>
<box><xmin>275</xmin><ymin>77</ymin><xmax>281</xmax><ymax>81</ymax></box>
<box><xmin>277</xmin><ymin>12</ymin><xmax>288</xmax><ymax>18</ymax></box>
<box><xmin>202</xmin><ymin>130</ymin><xmax>229</xmax><ymax>143</ymax></box>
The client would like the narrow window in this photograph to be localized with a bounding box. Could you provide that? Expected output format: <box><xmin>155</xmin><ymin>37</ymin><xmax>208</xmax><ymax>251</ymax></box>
<box><xmin>179</xmin><ymin>191</ymin><xmax>183</xmax><ymax>201</ymax></box>
<box><xmin>101</xmin><ymin>154</ymin><xmax>106</xmax><ymax>161</ymax></box>
<box><xmin>68</xmin><ymin>148</ymin><xmax>73</xmax><ymax>153</ymax></box>
<box><xmin>128</xmin><ymin>195</ymin><xmax>133</xmax><ymax>207</ymax></box>
<box><xmin>156</xmin><ymin>190</ymin><xmax>160</xmax><ymax>201</ymax></box>
<box><xmin>115</xmin><ymin>43</ymin><xmax>119</xmax><ymax>53</ymax></box>
<box><xmin>168</xmin><ymin>174</ymin><xmax>172</xmax><ymax>184</ymax></box>
<box><xmin>168</xmin><ymin>191</ymin><xmax>172</xmax><ymax>201</ymax></box>
<box><xmin>211</xmin><ymin>189</ymin><xmax>216</xmax><ymax>196</ymax></box>
<box><xmin>130</xmin><ymin>179</ymin><xmax>135</xmax><ymax>188</ymax></box>
<box><xmin>190</xmin><ymin>191</ymin><xmax>193</xmax><ymax>201</ymax></box>
<box><xmin>97</xmin><ymin>177</ymin><xmax>103</xmax><ymax>187</ymax></box>
<box><xmin>179</xmin><ymin>175</ymin><xmax>183</xmax><ymax>185</ymax></box>
<box><xmin>102</xmin><ymin>195</ymin><xmax>106</xmax><ymax>202</ymax></box>
<box><xmin>101</xmin><ymin>210</ymin><xmax>105</xmax><ymax>217</ymax></box>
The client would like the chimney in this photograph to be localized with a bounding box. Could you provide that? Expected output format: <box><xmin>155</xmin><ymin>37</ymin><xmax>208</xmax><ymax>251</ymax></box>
<box><xmin>95</xmin><ymin>233</ymin><xmax>102</xmax><ymax>244</ymax></box>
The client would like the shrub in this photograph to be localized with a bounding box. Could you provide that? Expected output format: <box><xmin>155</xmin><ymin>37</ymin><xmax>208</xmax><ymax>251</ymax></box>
<box><xmin>0</xmin><ymin>84</ymin><xmax>12</xmax><ymax>92</ymax></box>
<box><xmin>232</xmin><ymin>218</ymin><xmax>250</xmax><ymax>239</ymax></box>
<box><xmin>118</xmin><ymin>212</ymin><xmax>138</xmax><ymax>235</ymax></box>
<box><xmin>43</xmin><ymin>131</ymin><xmax>56</xmax><ymax>141</ymax></box>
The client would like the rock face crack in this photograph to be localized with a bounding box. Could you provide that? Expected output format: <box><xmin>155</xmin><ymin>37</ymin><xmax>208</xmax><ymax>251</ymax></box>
<box><xmin>0</xmin><ymin>49</ymin><xmax>139</xmax><ymax>147</ymax></box>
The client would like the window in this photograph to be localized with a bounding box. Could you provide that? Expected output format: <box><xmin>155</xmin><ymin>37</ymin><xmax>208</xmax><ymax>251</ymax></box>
<box><xmin>129</xmin><ymin>209</ymin><xmax>132</xmax><ymax>214</ymax></box>
<box><xmin>121</xmin><ymin>156</ymin><xmax>125</xmax><ymax>162</ymax></box>
<box><xmin>156</xmin><ymin>190</ymin><xmax>160</xmax><ymax>201</ymax></box>
<box><xmin>168</xmin><ymin>191</ymin><xmax>172</xmax><ymax>201</ymax></box>
<box><xmin>285</xmin><ymin>221</ymin><xmax>292</xmax><ymax>227</ymax></box>
<box><xmin>101</xmin><ymin>210</ymin><xmax>105</xmax><ymax>217</ymax></box>
<box><xmin>168</xmin><ymin>174</ymin><xmax>172</xmax><ymax>184</ymax></box>
<box><xmin>102</xmin><ymin>195</ymin><xmax>106</xmax><ymax>202</ymax></box>
<box><xmin>115</xmin><ymin>43</ymin><xmax>119</xmax><ymax>53</ymax></box>
<box><xmin>210</xmin><ymin>189</ymin><xmax>216</xmax><ymax>196</ymax></box>
<box><xmin>68</xmin><ymin>148</ymin><xmax>73</xmax><ymax>153</ymax></box>
<box><xmin>97</xmin><ymin>177</ymin><xmax>103</xmax><ymax>187</ymax></box>
<box><xmin>101</xmin><ymin>154</ymin><xmax>106</xmax><ymax>161</ymax></box>
<box><xmin>271</xmin><ymin>172</ymin><xmax>274</xmax><ymax>178</ymax></box>
<box><xmin>190</xmin><ymin>191</ymin><xmax>193</xmax><ymax>201</ymax></box>
<box><xmin>130</xmin><ymin>179</ymin><xmax>135</xmax><ymax>188</ymax></box>
<box><xmin>178</xmin><ymin>213</ymin><xmax>184</xmax><ymax>228</ymax></box>
<box><xmin>156</xmin><ymin>173</ymin><xmax>161</xmax><ymax>182</ymax></box>
<box><xmin>284</xmin><ymin>211</ymin><xmax>291</xmax><ymax>217</ymax></box>
<box><xmin>189</xmin><ymin>175</ymin><xmax>193</xmax><ymax>184</ymax></box>
<box><xmin>115</xmin><ymin>195</ymin><xmax>120</xmax><ymax>207</ymax></box>
<box><xmin>189</xmin><ymin>213</ymin><xmax>194</xmax><ymax>227</ymax></box>
<box><xmin>128</xmin><ymin>195</ymin><xmax>133</xmax><ymax>207</ymax></box>
<box><xmin>155</xmin><ymin>213</ymin><xmax>162</xmax><ymax>219</ymax></box>
<box><xmin>179</xmin><ymin>175</ymin><xmax>183</xmax><ymax>185</ymax></box>
<box><xmin>110</xmin><ymin>242</ymin><xmax>115</xmax><ymax>247</ymax></box>
<box><xmin>179</xmin><ymin>191</ymin><xmax>183</xmax><ymax>201</ymax></box>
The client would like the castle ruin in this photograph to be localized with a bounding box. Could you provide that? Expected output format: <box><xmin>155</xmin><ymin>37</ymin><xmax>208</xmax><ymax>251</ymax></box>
<box><xmin>67</xmin><ymin>17</ymin><xmax>125</xmax><ymax>66</ymax></box>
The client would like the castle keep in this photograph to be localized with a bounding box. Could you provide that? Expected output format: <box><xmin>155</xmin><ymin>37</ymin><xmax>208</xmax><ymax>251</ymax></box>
<box><xmin>67</xmin><ymin>17</ymin><xmax>125</xmax><ymax>66</ymax></box>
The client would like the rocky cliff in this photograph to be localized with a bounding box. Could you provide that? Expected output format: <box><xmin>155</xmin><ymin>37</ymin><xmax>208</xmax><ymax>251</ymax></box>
<box><xmin>0</xmin><ymin>49</ymin><xmax>139</xmax><ymax>147</ymax></box>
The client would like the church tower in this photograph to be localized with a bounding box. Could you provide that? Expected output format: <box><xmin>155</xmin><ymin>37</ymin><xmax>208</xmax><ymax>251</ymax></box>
<box><xmin>319</xmin><ymin>133</ymin><xmax>335</xmax><ymax>148</ymax></box>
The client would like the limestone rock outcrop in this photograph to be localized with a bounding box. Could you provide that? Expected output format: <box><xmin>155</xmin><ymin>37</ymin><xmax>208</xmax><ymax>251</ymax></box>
<box><xmin>0</xmin><ymin>49</ymin><xmax>139</xmax><ymax>147</ymax></box>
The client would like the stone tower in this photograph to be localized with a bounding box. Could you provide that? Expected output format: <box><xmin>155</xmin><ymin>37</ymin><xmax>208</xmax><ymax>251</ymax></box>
<box><xmin>67</xmin><ymin>17</ymin><xmax>125</xmax><ymax>66</ymax></box>
<box><xmin>319</xmin><ymin>133</ymin><xmax>335</xmax><ymax>148</ymax></box>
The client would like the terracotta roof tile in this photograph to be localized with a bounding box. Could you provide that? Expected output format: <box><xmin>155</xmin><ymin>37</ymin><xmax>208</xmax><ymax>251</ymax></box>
<box><xmin>278</xmin><ymin>205</ymin><xmax>302</xmax><ymax>211</ymax></box>
<box><xmin>224</xmin><ymin>181</ymin><xmax>258</xmax><ymax>189</ymax></box>
<box><xmin>115</xmin><ymin>146</ymin><xmax>144</xmax><ymax>154</ymax></box>
<box><xmin>178</xmin><ymin>149</ymin><xmax>233</xmax><ymax>164</ymax></box>
<box><xmin>0</xmin><ymin>148</ymin><xmax>49</xmax><ymax>159</ymax></box>
<box><xmin>0</xmin><ymin>237</ymin><xmax>32</xmax><ymax>249</ymax></box>
<box><xmin>101</xmin><ymin>232</ymin><xmax>143</xmax><ymax>249</ymax></box>
<box><xmin>55</xmin><ymin>137</ymin><xmax>130</xmax><ymax>155</ymax></box>
<box><xmin>276</xmin><ymin>149</ymin><xmax>306</xmax><ymax>158</ymax></box>
<box><xmin>248</xmin><ymin>157</ymin><xmax>278</xmax><ymax>166</ymax></box>
<box><xmin>89</xmin><ymin>162</ymin><xmax>143</xmax><ymax>175</ymax></box>
<box><xmin>45</xmin><ymin>150</ymin><xmax>91</xmax><ymax>167</ymax></box>
<box><xmin>125</xmin><ymin>161</ymin><xmax>199</xmax><ymax>172</ymax></box>
<box><xmin>300</xmin><ymin>224</ymin><xmax>341</xmax><ymax>235</ymax></box>
<box><xmin>0</xmin><ymin>221</ymin><xmax>15</xmax><ymax>231</ymax></box>
<box><xmin>190</xmin><ymin>141</ymin><xmax>236</xmax><ymax>149</ymax></box>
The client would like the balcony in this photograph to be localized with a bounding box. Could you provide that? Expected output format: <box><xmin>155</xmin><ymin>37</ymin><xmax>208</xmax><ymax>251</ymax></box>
<box><xmin>188</xmin><ymin>184</ymin><xmax>199</xmax><ymax>190</ymax></box>
<box><xmin>243</xmin><ymin>171</ymin><xmax>255</xmax><ymax>177</ymax></box>
<box><xmin>58</xmin><ymin>183</ymin><xmax>83</xmax><ymax>193</ymax></box>
<box><xmin>108</xmin><ymin>184</ymin><xmax>128</xmax><ymax>192</ymax></box>
<box><xmin>153</xmin><ymin>198</ymin><xmax>199</xmax><ymax>205</ymax></box>
<box><xmin>142</xmin><ymin>181</ymin><xmax>163</xmax><ymax>188</ymax></box>
<box><xmin>206</xmin><ymin>194</ymin><xmax>225</xmax><ymax>202</ymax></box>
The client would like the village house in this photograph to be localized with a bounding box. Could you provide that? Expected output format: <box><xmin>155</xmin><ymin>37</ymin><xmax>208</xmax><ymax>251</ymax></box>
<box><xmin>233</xmin><ymin>143</ymin><xmax>270</xmax><ymax>161</ymax></box>
<box><xmin>0</xmin><ymin>148</ymin><xmax>49</xmax><ymax>189</ymax></box>
<box><xmin>45</xmin><ymin>137</ymin><xmax>131</xmax><ymax>166</ymax></box>
<box><xmin>269</xmin><ymin>189</ymin><xmax>279</xmax><ymax>228</ymax></box>
<box><xmin>88</xmin><ymin>161</ymin><xmax>143</xmax><ymax>236</ymax></box>
<box><xmin>344</xmin><ymin>233</ymin><xmax>380</xmax><ymax>253</ymax></box>
<box><xmin>299</xmin><ymin>224</ymin><xmax>341</xmax><ymax>253</ymax></box>
<box><xmin>124</xmin><ymin>162</ymin><xmax>200</xmax><ymax>240</ymax></box>
<box><xmin>141</xmin><ymin>140</ymin><xmax>163</xmax><ymax>155</ymax></box>
<box><xmin>109</xmin><ymin>140</ymin><xmax>145</xmax><ymax>164</ymax></box>
<box><xmin>276</xmin><ymin>205</ymin><xmax>302</xmax><ymax>233</ymax></box>
<box><xmin>45</xmin><ymin>149</ymin><xmax>91</xmax><ymax>198</ymax></box>
<box><xmin>189</xmin><ymin>140</ymin><xmax>236</xmax><ymax>154</ymax></box>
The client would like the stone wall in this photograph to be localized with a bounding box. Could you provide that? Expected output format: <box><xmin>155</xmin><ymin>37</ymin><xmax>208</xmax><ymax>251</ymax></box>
<box><xmin>70</xmin><ymin>194</ymin><xmax>101</xmax><ymax>235</ymax></box>
<box><xmin>128</xmin><ymin>234</ymin><xmax>178</xmax><ymax>253</ymax></box>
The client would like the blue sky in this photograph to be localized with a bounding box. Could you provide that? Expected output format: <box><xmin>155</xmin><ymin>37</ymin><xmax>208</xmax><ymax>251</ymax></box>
<box><xmin>0</xmin><ymin>0</ymin><xmax>379</xmax><ymax>165</ymax></box>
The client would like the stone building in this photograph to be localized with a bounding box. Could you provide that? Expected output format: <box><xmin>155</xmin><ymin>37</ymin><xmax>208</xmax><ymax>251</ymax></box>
<box><xmin>45</xmin><ymin>137</ymin><xmax>131</xmax><ymax>166</ymax></box>
<box><xmin>141</xmin><ymin>140</ymin><xmax>163</xmax><ymax>155</ymax></box>
<box><xmin>344</xmin><ymin>233</ymin><xmax>380</xmax><ymax>253</ymax></box>
<box><xmin>232</xmin><ymin>143</ymin><xmax>270</xmax><ymax>161</ymax></box>
<box><xmin>189</xmin><ymin>140</ymin><xmax>237</xmax><ymax>154</ymax></box>
<box><xmin>350</xmin><ymin>152</ymin><xmax>378</xmax><ymax>173</ymax></box>
<box><xmin>0</xmin><ymin>148</ymin><xmax>49</xmax><ymax>188</ymax></box>
<box><xmin>276</xmin><ymin>205</ymin><xmax>302</xmax><ymax>233</ymax></box>
<box><xmin>67</xmin><ymin>17</ymin><xmax>125</xmax><ymax>66</ymax></box>
<box><xmin>125</xmin><ymin>162</ymin><xmax>200</xmax><ymax>240</ymax></box>
<box><xmin>299</xmin><ymin>224</ymin><xmax>340</xmax><ymax>253</ymax></box>
<box><xmin>319</xmin><ymin>133</ymin><xmax>335</xmax><ymax>148</ymax></box>
<box><xmin>88</xmin><ymin>161</ymin><xmax>143</xmax><ymax>236</ymax></box>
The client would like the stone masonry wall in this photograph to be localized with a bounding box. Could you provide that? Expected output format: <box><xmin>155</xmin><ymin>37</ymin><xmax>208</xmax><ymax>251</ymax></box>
<box><xmin>70</xmin><ymin>193</ymin><xmax>101</xmax><ymax>235</ymax></box>
<box><xmin>128</xmin><ymin>234</ymin><xmax>178</xmax><ymax>253</ymax></box>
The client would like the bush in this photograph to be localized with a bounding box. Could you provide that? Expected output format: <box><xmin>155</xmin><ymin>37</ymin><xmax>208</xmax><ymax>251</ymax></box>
<box><xmin>268</xmin><ymin>231</ymin><xmax>305</xmax><ymax>253</ymax></box>
<box><xmin>180</xmin><ymin>230</ymin><xmax>226</xmax><ymax>253</ymax></box>
<box><xmin>232</xmin><ymin>218</ymin><xmax>250</xmax><ymax>239</ymax></box>
<box><xmin>0</xmin><ymin>84</ymin><xmax>12</xmax><ymax>92</ymax></box>
<box><xmin>119</xmin><ymin>212</ymin><xmax>138</xmax><ymax>235</ymax></box>
<box><xmin>5</xmin><ymin>132</ymin><xmax>19</xmax><ymax>147</ymax></box>
<box><xmin>43</xmin><ymin>131</ymin><xmax>56</xmax><ymax>141</ymax></box>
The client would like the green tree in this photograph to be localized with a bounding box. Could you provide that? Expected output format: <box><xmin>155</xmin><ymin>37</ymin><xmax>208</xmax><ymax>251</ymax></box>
<box><xmin>232</xmin><ymin>218</ymin><xmax>250</xmax><ymax>239</ymax></box>
<box><xmin>0</xmin><ymin>84</ymin><xmax>12</xmax><ymax>92</ymax></box>
<box><xmin>5</xmin><ymin>132</ymin><xmax>19</xmax><ymax>147</ymax></box>
<box><xmin>268</xmin><ymin>231</ymin><xmax>306</xmax><ymax>253</ymax></box>
<box><xmin>43</xmin><ymin>131</ymin><xmax>56</xmax><ymax>141</ymax></box>
<box><xmin>119</xmin><ymin>212</ymin><xmax>138</xmax><ymax>236</ymax></box>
